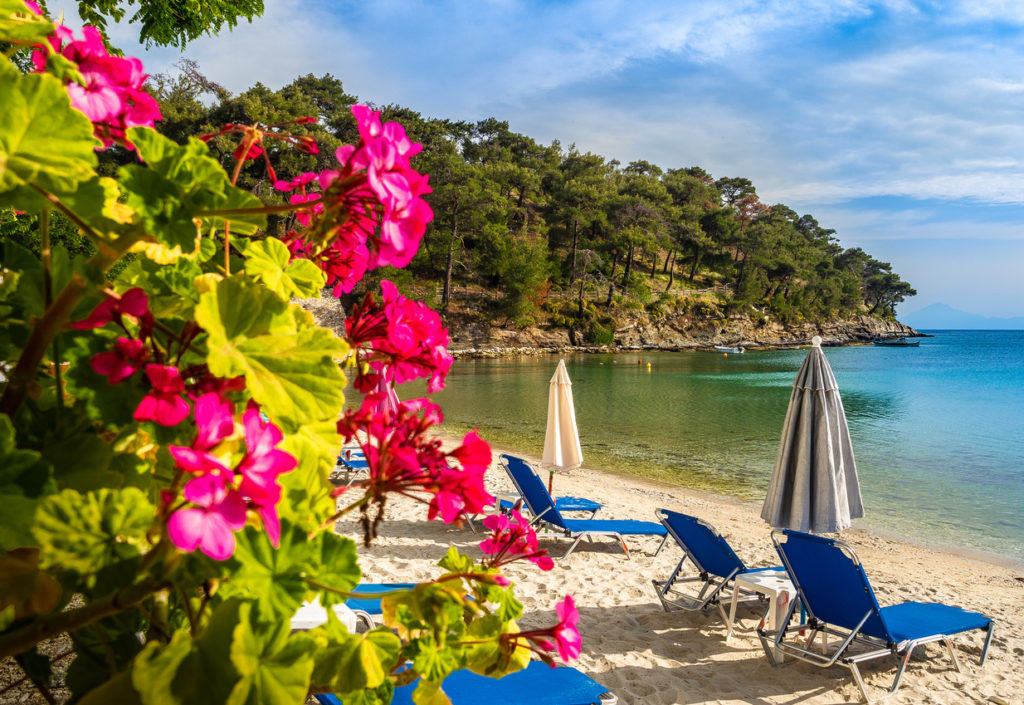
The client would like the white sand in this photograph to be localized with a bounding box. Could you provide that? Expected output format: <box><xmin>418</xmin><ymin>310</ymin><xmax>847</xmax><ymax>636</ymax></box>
<box><xmin>341</xmin><ymin>444</ymin><xmax>1024</xmax><ymax>705</ymax></box>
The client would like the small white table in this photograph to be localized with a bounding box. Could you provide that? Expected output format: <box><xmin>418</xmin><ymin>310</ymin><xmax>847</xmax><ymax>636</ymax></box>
<box><xmin>725</xmin><ymin>568</ymin><xmax>797</xmax><ymax>658</ymax></box>
<box><xmin>290</xmin><ymin>597</ymin><xmax>358</xmax><ymax>633</ymax></box>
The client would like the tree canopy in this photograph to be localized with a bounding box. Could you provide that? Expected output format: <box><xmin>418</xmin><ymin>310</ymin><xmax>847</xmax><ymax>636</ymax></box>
<box><xmin>144</xmin><ymin>67</ymin><xmax>915</xmax><ymax>332</ymax></box>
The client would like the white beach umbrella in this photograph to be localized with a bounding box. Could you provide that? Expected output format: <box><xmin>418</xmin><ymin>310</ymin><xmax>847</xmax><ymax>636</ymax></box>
<box><xmin>761</xmin><ymin>336</ymin><xmax>864</xmax><ymax>533</ymax></box>
<box><xmin>542</xmin><ymin>359</ymin><xmax>584</xmax><ymax>491</ymax></box>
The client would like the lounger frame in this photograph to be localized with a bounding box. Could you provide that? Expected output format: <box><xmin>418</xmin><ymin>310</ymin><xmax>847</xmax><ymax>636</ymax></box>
<box><xmin>502</xmin><ymin>455</ymin><xmax>668</xmax><ymax>560</ymax></box>
<box><xmin>759</xmin><ymin>529</ymin><xmax>994</xmax><ymax>704</ymax></box>
<box><xmin>652</xmin><ymin>509</ymin><xmax>772</xmax><ymax>623</ymax></box>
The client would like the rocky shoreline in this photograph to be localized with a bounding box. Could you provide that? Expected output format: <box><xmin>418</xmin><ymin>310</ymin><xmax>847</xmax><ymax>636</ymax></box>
<box><xmin>297</xmin><ymin>295</ymin><xmax>918</xmax><ymax>359</ymax></box>
<box><xmin>447</xmin><ymin>312</ymin><xmax>919</xmax><ymax>358</ymax></box>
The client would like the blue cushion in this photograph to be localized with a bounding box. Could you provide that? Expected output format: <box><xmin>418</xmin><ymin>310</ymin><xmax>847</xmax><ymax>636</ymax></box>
<box><xmin>499</xmin><ymin>496</ymin><xmax>601</xmax><ymax>513</ymax></box>
<box><xmin>315</xmin><ymin>662</ymin><xmax>611</xmax><ymax>705</ymax></box>
<box><xmin>561</xmin><ymin>518</ymin><xmax>667</xmax><ymax>536</ymax></box>
<box><xmin>345</xmin><ymin>583</ymin><xmax>416</xmax><ymax>615</ymax></box>
<box><xmin>880</xmin><ymin>602</ymin><xmax>992</xmax><ymax>642</ymax></box>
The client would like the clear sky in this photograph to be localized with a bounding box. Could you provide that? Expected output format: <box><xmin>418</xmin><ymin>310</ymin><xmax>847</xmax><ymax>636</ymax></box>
<box><xmin>96</xmin><ymin>0</ymin><xmax>1024</xmax><ymax>318</ymax></box>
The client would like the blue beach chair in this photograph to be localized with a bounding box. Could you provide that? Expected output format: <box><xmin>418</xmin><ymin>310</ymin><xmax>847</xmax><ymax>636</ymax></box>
<box><xmin>315</xmin><ymin>660</ymin><xmax>617</xmax><ymax>705</ymax></box>
<box><xmin>762</xmin><ymin>529</ymin><xmax>994</xmax><ymax>703</ymax></box>
<box><xmin>653</xmin><ymin>509</ymin><xmax>785</xmax><ymax>624</ymax></box>
<box><xmin>499</xmin><ymin>455</ymin><xmax>601</xmax><ymax>518</ymax></box>
<box><xmin>503</xmin><ymin>454</ymin><xmax>668</xmax><ymax>560</ymax></box>
<box><xmin>345</xmin><ymin>583</ymin><xmax>416</xmax><ymax>630</ymax></box>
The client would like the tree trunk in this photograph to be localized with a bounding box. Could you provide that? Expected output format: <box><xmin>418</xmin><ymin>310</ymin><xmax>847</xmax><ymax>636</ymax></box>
<box><xmin>663</xmin><ymin>249</ymin><xmax>674</xmax><ymax>274</ymax></box>
<box><xmin>665</xmin><ymin>251</ymin><xmax>676</xmax><ymax>292</ymax></box>
<box><xmin>688</xmin><ymin>244</ymin><xmax>702</xmax><ymax>282</ymax></box>
<box><xmin>568</xmin><ymin>219</ymin><xmax>580</xmax><ymax>283</ymax></box>
<box><xmin>736</xmin><ymin>250</ymin><xmax>748</xmax><ymax>290</ymax></box>
<box><xmin>622</xmin><ymin>244</ymin><xmax>634</xmax><ymax>284</ymax></box>
<box><xmin>650</xmin><ymin>250</ymin><xmax>657</xmax><ymax>279</ymax></box>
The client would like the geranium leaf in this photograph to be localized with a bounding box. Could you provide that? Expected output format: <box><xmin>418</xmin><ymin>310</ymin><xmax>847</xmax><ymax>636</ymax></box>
<box><xmin>131</xmin><ymin>600</ymin><xmax>242</xmax><ymax>705</ymax></box>
<box><xmin>32</xmin><ymin>488</ymin><xmax>154</xmax><ymax>576</ymax></box>
<box><xmin>224</xmin><ymin>524</ymin><xmax>310</xmax><ymax>621</ymax></box>
<box><xmin>244</xmin><ymin>237</ymin><xmax>326</xmax><ymax>299</ymax></box>
<box><xmin>305</xmin><ymin>531</ymin><xmax>361</xmax><ymax>608</ymax></box>
<box><xmin>324</xmin><ymin>629</ymin><xmax>402</xmax><ymax>692</ymax></box>
<box><xmin>0</xmin><ymin>66</ymin><xmax>98</xmax><ymax>204</ymax></box>
<box><xmin>0</xmin><ymin>547</ymin><xmax>61</xmax><ymax>619</ymax></box>
<box><xmin>227</xmin><ymin>601</ymin><xmax>316</xmax><ymax>705</ymax></box>
<box><xmin>197</xmin><ymin>278</ymin><xmax>348</xmax><ymax>429</ymax></box>
<box><xmin>0</xmin><ymin>0</ymin><xmax>55</xmax><ymax>43</ymax></box>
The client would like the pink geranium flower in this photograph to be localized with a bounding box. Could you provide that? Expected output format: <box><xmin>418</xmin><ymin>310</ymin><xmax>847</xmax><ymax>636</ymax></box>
<box><xmin>504</xmin><ymin>595</ymin><xmax>582</xmax><ymax>664</ymax></box>
<box><xmin>71</xmin><ymin>288</ymin><xmax>151</xmax><ymax>330</ymax></box>
<box><xmin>273</xmin><ymin>105</ymin><xmax>433</xmax><ymax>293</ymax></box>
<box><xmin>344</xmin><ymin>281</ymin><xmax>454</xmax><ymax>393</ymax></box>
<box><xmin>335</xmin><ymin>398</ymin><xmax>493</xmax><ymax>541</ymax></box>
<box><xmin>90</xmin><ymin>337</ymin><xmax>148</xmax><ymax>384</ymax></box>
<box><xmin>134</xmin><ymin>364</ymin><xmax>190</xmax><ymax>426</ymax></box>
<box><xmin>167</xmin><ymin>474</ymin><xmax>247</xmax><ymax>560</ymax></box>
<box><xmin>33</xmin><ymin>24</ymin><xmax>161</xmax><ymax>149</ymax></box>
<box><xmin>480</xmin><ymin>509</ymin><xmax>554</xmax><ymax>572</ymax></box>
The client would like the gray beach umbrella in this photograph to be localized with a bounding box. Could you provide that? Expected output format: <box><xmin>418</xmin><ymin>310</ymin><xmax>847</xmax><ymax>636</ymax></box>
<box><xmin>761</xmin><ymin>336</ymin><xmax>864</xmax><ymax>533</ymax></box>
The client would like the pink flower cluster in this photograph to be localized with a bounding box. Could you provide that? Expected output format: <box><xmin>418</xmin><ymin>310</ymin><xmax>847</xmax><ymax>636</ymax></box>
<box><xmin>28</xmin><ymin>7</ymin><xmax>161</xmax><ymax>149</ymax></box>
<box><xmin>277</xmin><ymin>105</ymin><xmax>433</xmax><ymax>295</ymax></box>
<box><xmin>167</xmin><ymin>395</ymin><xmax>297</xmax><ymax>559</ymax></box>
<box><xmin>345</xmin><ymin>281</ymin><xmax>453</xmax><ymax>393</ymax></box>
<box><xmin>504</xmin><ymin>595</ymin><xmax>582</xmax><ymax>664</ymax></box>
<box><xmin>336</xmin><ymin>398</ymin><xmax>492</xmax><ymax>533</ymax></box>
<box><xmin>72</xmin><ymin>289</ymin><xmax>235</xmax><ymax>428</ymax></box>
<box><xmin>480</xmin><ymin>509</ymin><xmax>554</xmax><ymax>573</ymax></box>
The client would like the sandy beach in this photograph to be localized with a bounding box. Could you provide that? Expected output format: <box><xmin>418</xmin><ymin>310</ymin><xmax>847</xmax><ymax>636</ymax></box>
<box><xmin>345</xmin><ymin>442</ymin><xmax>1023</xmax><ymax>705</ymax></box>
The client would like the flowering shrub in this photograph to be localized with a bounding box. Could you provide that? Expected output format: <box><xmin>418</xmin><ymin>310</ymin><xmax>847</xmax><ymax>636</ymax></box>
<box><xmin>0</xmin><ymin>4</ymin><xmax>578</xmax><ymax>704</ymax></box>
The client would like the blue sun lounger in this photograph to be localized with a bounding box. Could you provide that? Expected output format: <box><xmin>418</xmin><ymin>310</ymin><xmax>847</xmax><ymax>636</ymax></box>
<box><xmin>762</xmin><ymin>529</ymin><xmax>994</xmax><ymax>703</ymax></box>
<box><xmin>344</xmin><ymin>583</ymin><xmax>416</xmax><ymax>630</ymax></box>
<box><xmin>503</xmin><ymin>454</ymin><xmax>667</xmax><ymax>560</ymax></box>
<box><xmin>653</xmin><ymin>509</ymin><xmax>784</xmax><ymax>624</ymax></box>
<box><xmin>315</xmin><ymin>661</ymin><xmax>617</xmax><ymax>705</ymax></box>
<box><xmin>499</xmin><ymin>455</ymin><xmax>601</xmax><ymax>518</ymax></box>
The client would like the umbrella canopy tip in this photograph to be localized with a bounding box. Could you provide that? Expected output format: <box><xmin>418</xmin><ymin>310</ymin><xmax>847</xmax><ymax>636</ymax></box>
<box><xmin>811</xmin><ymin>335</ymin><xmax>823</xmax><ymax>347</ymax></box>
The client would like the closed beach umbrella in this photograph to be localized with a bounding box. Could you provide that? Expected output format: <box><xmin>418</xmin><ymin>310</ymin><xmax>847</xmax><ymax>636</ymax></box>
<box><xmin>542</xmin><ymin>359</ymin><xmax>584</xmax><ymax>491</ymax></box>
<box><xmin>761</xmin><ymin>336</ymin><xmax>864</xmax><ymax>533</ymax></box>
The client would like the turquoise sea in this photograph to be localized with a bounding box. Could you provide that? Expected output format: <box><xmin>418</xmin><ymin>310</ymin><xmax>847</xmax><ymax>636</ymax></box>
<box><xmin>417</xmin><ymin>330</ymin><xmax>1024</xmax><ymax>564</ymax></box>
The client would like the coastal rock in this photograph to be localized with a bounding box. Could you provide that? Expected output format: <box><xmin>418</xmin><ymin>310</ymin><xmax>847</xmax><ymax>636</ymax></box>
<box><xmin>448</xmin><ymin>309</ymin><xmax>918</xmax><ymax>357</ymax></box>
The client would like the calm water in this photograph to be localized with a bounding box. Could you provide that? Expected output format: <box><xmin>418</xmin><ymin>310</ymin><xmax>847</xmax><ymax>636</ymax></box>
<box><xmin>410</xmin><ymin>331</ymin><xmax>1024</xmax><ymax>562</ymax></box>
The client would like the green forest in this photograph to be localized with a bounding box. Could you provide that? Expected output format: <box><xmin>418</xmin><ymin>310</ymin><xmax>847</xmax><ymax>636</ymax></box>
<box><xmin>4</xmin><ymin>67</ymin><xmax>917</xmax><ymax>343</ymax></box>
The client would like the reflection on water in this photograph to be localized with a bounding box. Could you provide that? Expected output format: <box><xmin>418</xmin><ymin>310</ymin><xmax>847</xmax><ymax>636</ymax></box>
<box><xmin>399</xmin><ymin>332</ymin><xmax>1024</xmax><ymax>561</ymax></box>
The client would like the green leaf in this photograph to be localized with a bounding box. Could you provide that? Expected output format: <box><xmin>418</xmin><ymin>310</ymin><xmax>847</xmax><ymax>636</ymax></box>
<box><xmin>437</xmin><ymin>547</ymin><xmax>474</xmax><ymax>576</ymax></box>
<box><xmin>0</xmin><ymin>414</ymin><xmax>55</xmax><ymax>498</ymax></box>
<box><xmin>276</xmin><ymin>434</ymin><xmax>335</xmax><ymax>533</ymax></box>
<box><xmin>0</xmin><ymin>0</ymin><xmax>54</xmax><ymax>43</ymax></box>
<box><xmin>410</xmin><ymin>679</ymin><xmax>451</xmax><ymax>705</ymax></box>
<box><xmin>323</xmin><ymin>628</ymin><xmax>402</xmax><ymax>692</ymax></box>
<box><xmin>244</xmin><ymin>238</ymin><xmax>326</xmax><ymax>299</ymax></box>
<box><xmin>225</xmin><ymin>525</ymin><xmax>310</xmax><ymax>621</ymax></box>
<box><xmin>0</xmin><ymin>70</ymin><xmax>99</xmax><ymax>202</ymax></box>
<box><xmin>464</xmin><ymin>615</ymin><xmax>530</xmax><ymax>677</ymax></box>
<box><xmin>227</xmin><ymin>602</ymin><xmax>316</xmax><ymax>705</ymax></box>
<box><xmin>306</xmin><ymin>531</ymin><xmax>361</xmax><ymax>608</ymax></box>
<box><xmin>413</xmin><ymin>634</ymin><xmax>458</xmax><ymax>682</ymax></box>
<box><xmin>123</xmin><ymin>128</ymin><xmax>265</xmax><ymax>243</ymax></box>
<box><xmin>42</xmin><ymin>430</ymin><xmax>117</xmax><ymax>491</ymax></box>
<box><xmin>0</xmin><ymin>547</ymin><xmax>61</xmax><ymax>619</ymax></box>
<box><xmin>131</xmin><ymin>600</ymin><xmax>242</xmax><ymax>705</ymax></box>
<box><xmin>0</xmin><ymin>415</ymin><xmax>55</xmax><ymax>549</ymax></box>
<box><xmin>197</xmin><ymin>277</ymin><xmax>348</xmax><ymax>429</ymax></box>
<box><xmin>32</xmin><ymin>488</ymin><xmax>154</xmax><ymax>575</ymax></box>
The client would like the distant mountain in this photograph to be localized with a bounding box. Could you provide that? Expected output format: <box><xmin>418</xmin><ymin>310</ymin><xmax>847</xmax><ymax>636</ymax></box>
<box><xmin>902</xmin><ymin>303</ymin><xmax>1024</xmax><ymax>330</ymax></box>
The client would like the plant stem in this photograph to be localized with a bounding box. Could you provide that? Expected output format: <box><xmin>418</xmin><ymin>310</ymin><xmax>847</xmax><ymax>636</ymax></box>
<box><xmin>0</xmin><ymin>228</ymin><xmax>142</xmax><ymax>419</ymax></box>
<box><xmin>198</xmin><ymin>197</ymin><xmax>324</xmax><ymax>218</ymax></box>
<box><xmin>0</xmin><ymin>577</ymin><xmax>163</xmax><ymax>660</ymax></box>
